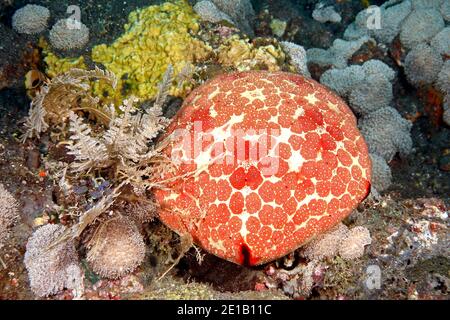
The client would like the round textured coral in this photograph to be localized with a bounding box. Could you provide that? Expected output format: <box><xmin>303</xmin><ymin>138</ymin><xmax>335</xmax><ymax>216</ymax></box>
<box><xmin>24</xmin><ymin>224</ymin><xmax>84</xmax><ymax>297</ymax></box>
<box><xmin>49</xmin><ymin>18</ymin><xmax>89</xmax><ymax>51</ymax></box>
<box><xmin>155</xmin><ymin>71</ymin><xmax>371</xmax><ymax>266</ymax></box>
<box><xmin>86</xmin><ymin>217</ymin><xmax>145</xmax><ymax>279</ymax></box>
<box><xmin>12</xmin><ymin>4</ymin><xmax>50</xmax><ymax>35</ymax></box>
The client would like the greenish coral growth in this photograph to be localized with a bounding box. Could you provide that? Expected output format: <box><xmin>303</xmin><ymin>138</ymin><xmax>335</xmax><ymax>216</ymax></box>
<box><xmin>91</xmin><ymin>0</ymin><xmax>212</xmax><ymax>104</ymax></box>
<box><xmin>39</xmin><ymin>38</ymin><xmax>87</xmax><ymax>78</ymax></box>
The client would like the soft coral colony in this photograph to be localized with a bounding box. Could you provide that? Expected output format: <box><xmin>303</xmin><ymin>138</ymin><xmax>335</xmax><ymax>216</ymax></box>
<box><xmin>18</xmin><ymin>0</ymin><xmax>374</xmax><ymax>298</ymax></box>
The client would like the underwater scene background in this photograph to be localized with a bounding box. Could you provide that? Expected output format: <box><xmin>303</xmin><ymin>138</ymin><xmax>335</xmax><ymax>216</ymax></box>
<box><xmin>0</xmin><ymin>0</ymin><xmax>448</xmax><ymax>300</ymax></box>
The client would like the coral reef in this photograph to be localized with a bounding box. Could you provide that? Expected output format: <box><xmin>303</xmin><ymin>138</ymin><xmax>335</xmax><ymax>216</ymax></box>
<box><xmin>369</xmin><ymin>153</ymin><xmax>392</xmax><ymax>192</ymax></box>
<box><xmin>91</xmin><ymin>1</ymin><xmax>211</xmax><ymax>103</ymax></box>
<box><xmin>436</xmin><ymin>60</ymin><xmax>450</xmax><ymax>95</ymax></box>
<box><xmin>320</xmin><ymin>65</ymin><xmax>365</xmax><ymax>97</ymax></box>
<box><xmin>86</xmin><ymin>216</ymin><xmax>146</xmax><ymax>279</ymax></box>
<box><xmin>358</xmin><ymin>107</ymin><xmax>413</xmax><ymax>162</ymax></box>
<box><xmin>0</xmin><ymin>184</ymin><xmax>19</xmax><ymax>250</ymax></box>
<box><xmin>342</xmin><ymin>1</ymin><xmax>447</xmax><ymax>61</ymax></box>
<box><xmin>344</xmin><ymin>1</ymin><xmax>412</xmax><ymax>43</ymax></box>
<box><xmin>430</xmin><ymin>27</ymin><xmax>450</xmax><ymax>56</ymax></box>
<box><xmin>155</xmin><ymin>71</ymin><xmax>371</xmax><ymax>266</ymax></box>
<box><xmin>348</xmin><ymin>73</ymin><xmax>393</xmax><ymax>116</ymax></box>
<box><xmin>0</xmin><ymin>0</ymin><xmax>448</xmax><ymax>301</ymax></box>
<box><xmin>209</xmin><ymin>0</ymin><xmax>255</xmax><ymax>36</ymax></box>
<box><xmin>193</xmin><ymin>0</ymin><xmax>233</xmax><ymax>24</ymax></box>
<box><xmin>338</xmin><ymin>0</ymin><xmax>448</xmax><ymax>129</ymax></box>
<box><xmin>320</xmin><ymin>59</ymin><xmax>395</xmax><ymax>116</ymax></box>
<box><xmin>404</xmin><ymin>43</ymin><xmax>444</xmax><ymax>88</ymax></box>
<box><xmin>399</xmin><ymin>8</ymin><xmax>445</xmax><ymax>50</ymax></box>
<box><xmin>24</xmin><ymin>224</ymin><xmax>84</xmax><ymax>298</ymax></box>
<box><xmin>312</xmin><ymin>4</ymin><xmax>342</xmax><ymax>24</ymax></box>
<box><xmin>49</xmin><ymin>19</ymin><xmax>90</xmax><ymax>51</ymax></box>
<box><xmin>12</xmin><ymin>4</ymin><xmax>50</xmax><ymax>35</ymax></box>
<box><xmin>307</xmin><ymin>36</ymin><xmax>372</xmax><ymax>69</ymax></box>
<box><xmin>441</xmin><ymin>0</ymin><xmax>450</xmax><ymax>21</ymax></box>
<box><xmin>217</xmin><ymin>35</ymin><xmax>285</xmax><ymax>71</ymax></box>
<box><xmin>361</xmin><ymin>59</ymin><xmax>396</xmax><ymax>82</ymax></box>
<box><xmin>373</xmin><ymin>1</ymin><xmax>412</xmax><ymax>43</ymax></box>
<box><xmin>280</xmin><ymin>41</ymin><xmax>310</xmax><ymax>77</ymax></box>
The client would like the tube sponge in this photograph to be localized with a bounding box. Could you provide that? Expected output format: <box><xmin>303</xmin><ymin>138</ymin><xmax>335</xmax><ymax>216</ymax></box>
<box><xmin>24</xmin><ymin>224</ymin><xmax>84</xmax><ymax>298</ymax></box>
<box><xmin>358</xmin><ymin>107</ymin><xmax>413</xmax><ymax>162</ymax></box>
<box><xmin>404</xmin><ymin>43</ymin><xmax>444</xmax><ymax>88</ymax></box>
<box><xmin>86</xmin><ymin>217</ymin><xmax>145</xmax><ymax>279</ymax></box>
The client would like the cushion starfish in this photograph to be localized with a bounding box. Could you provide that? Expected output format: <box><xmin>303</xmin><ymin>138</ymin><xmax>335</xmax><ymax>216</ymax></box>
<box><xmin>154</xmin><ymin>71</ymin><xmax>371</xmax><ymax>266</ymax></box>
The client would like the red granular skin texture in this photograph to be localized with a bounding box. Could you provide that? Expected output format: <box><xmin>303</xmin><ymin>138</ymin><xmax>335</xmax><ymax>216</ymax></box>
<box><xmin>154</xmin><ymin>71</ymin><xmax>371</xmax><ymax>266</ymax></box>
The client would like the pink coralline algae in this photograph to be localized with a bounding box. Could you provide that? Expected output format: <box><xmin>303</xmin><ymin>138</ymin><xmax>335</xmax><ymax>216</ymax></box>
<box><xmin>154</xmin><ymin>71</ymin><xmax>371</xmax><ymax>266</ymax></box>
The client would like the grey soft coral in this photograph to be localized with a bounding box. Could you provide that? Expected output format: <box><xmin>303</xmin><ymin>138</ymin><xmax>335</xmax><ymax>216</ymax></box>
<box><xmin>358</xmin><ymin>107</ymin><xmax>413</xmax><ymax>162</ymax></box>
